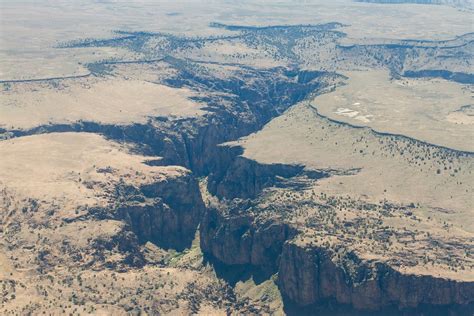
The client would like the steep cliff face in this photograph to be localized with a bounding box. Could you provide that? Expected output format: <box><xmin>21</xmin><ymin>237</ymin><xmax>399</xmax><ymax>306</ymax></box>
<box><xmin>200</xmin><ymin>207</ymin><xmax>296</xmax><ymax>275</ymax></box>
<box><xmin>278</xmin><ymin>241</ymin><xmax>474</xmax><ymax>311</ymax></box>
<box><xmin>207</xmin><ymin>150</ymin><xmax>307</xmax><ymax>199</ymax></box>
<box><xmin>117</xmin><ymin>170</ymin><xmax>205</xmax><ymax>251</ymax></box>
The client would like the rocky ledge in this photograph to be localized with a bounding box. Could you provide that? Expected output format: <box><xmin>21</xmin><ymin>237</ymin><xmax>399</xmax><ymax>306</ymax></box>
<box><xmin>279</xmin><ymin>241</ymin><xmax>474</xmax><ymax>311</ymax></box>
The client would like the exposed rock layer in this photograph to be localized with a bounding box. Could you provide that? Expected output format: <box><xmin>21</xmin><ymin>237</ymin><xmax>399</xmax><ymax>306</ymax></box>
<box><xmin>118</xmin><ymin>171</ymin><xmax>205</xmax><ymax>251</ymax></box>
<box><xmin>279</xmin><ymin>242</ymin><xmax>474</xmax><ymax>310</ymax></box>
<box><xmin>200</xmin><ymin>207</ymin><xmax>296</xmax><ymax>275</ymax></box>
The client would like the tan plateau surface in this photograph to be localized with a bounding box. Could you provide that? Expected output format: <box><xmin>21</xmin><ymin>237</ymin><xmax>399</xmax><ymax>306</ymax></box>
<box><xmin>0</xmin><ymin>132</ymin><xmax>186</xmax><ymax>210</ymax></box>
<box><xmin>0</xmin><ymin>78</ymin><xmax>204</xmax><ymax>130</ymax></box>
<box><xmin>311</xmin><ymin>70</ymin><xmax>474</xmax><ymax>152</ymax></box>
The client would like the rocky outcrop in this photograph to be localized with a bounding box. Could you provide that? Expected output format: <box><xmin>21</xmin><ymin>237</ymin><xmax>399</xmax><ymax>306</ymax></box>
<box><xmin>200</xmin><ymin>207</ymin><xmax>296</xmax><ymax>275</ymax></box>
<box><xmin>278</xmin><ymin>241</ymin><xmax>474</xmax><ymax>311</ymax></box>
<box><xmin>117</xmin><ymin>170</ymin><xmax>205</xmax><ymax>251</ymax></box>
<box><xmin>207</xmin><ymin>148</ymin><xmax>306</xmax><ymax>199</ymax></box>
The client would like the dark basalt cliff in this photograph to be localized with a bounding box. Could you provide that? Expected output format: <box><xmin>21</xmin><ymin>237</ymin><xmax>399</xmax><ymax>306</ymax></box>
<box><xmin>199</xmin><ymin>203</ymin><xmax>474</xmax><ymax>313</ymax></box>
<box><xmin>279</xmin><ymin>242</ymin><xmax>474</xmax><ymax>311</ymax></box>
<box><xmin>200</xmin><ymin>207</ymin><xmax>297</xmax><ymax>276</ymax></box>
<box><xmin>117</xmin><ymin>170</ymin><xmax>204</xmax><ymax>251</ymax></box>
<box><xmin>207</xmin><ymin>148</ymin><xmax>308</xmax><ymax>199</ymax></box>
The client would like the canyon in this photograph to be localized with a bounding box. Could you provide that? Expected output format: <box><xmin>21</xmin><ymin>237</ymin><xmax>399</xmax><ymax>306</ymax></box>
<box><xmin>0</xmin><ymin>1</ymin><xmax>473</xmax><ymax>314</ymax></box>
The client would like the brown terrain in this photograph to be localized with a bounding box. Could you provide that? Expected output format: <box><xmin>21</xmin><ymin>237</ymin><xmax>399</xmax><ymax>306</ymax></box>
<box><xmin>0</xmin><ymin>0</ymin><xmax>473</xmax><ymax>315</ymax></box>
